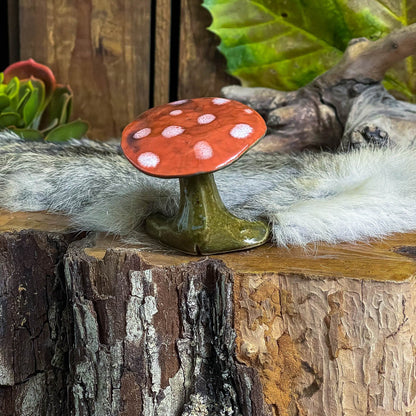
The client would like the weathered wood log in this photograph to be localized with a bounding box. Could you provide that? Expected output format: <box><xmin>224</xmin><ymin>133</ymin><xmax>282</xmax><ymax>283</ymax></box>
<box><xmin>0</xmin><ymin>212</ymin><xmax>75</xmax><ymax>416</ymax></box>
<box><xmin>222</xmin><ymin>24</ymin><xmax>416</xmax><ymax>153</ymax></box>
<box><xmin>1</xmin><ymin>210</ymin><xmax>416</xmax><ymax>415</ymax></box>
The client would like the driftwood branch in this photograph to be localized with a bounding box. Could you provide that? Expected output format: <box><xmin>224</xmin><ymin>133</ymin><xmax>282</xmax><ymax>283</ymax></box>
<box><xmin>222</xmin><ymin>23</ymin><xmax>416</xmax><ymax>153</ymax></box>
<box><xmin>322</xmin><ymin>24</ymin><xmax>416</xmax><ymax>85</ymax></box>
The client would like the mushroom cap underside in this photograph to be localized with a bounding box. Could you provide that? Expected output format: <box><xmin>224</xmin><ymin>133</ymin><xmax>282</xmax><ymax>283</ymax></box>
<box><xmin>121</xmin><ymin>97</ymin><xmax>267</xmax><ymax>178</ymax></box>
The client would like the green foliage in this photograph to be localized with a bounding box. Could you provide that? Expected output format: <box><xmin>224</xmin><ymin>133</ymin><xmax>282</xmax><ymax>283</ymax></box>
<box><xmin>203</xmin><ymin>0</ymin><xmax>416</xmax><ymax>100</ymax></box>
<box><xmin>0</xmin><ymin>59</ymin><xmax>88</xmax><ymax>141</ymax></box>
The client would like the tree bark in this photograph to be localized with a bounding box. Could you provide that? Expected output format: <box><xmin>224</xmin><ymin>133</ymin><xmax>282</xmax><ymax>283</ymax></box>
<box><xmin>1</xmin><ymin>210</ymin><xmax>416</xmax><ymax>415</ymax></box>
<box><xmin>0</xmin><ymin>230</ymin><xmax>72</xmax><ymax>416</ymax></box>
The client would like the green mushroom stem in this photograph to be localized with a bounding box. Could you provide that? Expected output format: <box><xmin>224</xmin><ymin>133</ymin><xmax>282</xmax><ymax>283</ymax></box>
<box><xmin>145</xmin><ymin>172</ymin><xmax>270</xmax><ymax>255</ymax></box>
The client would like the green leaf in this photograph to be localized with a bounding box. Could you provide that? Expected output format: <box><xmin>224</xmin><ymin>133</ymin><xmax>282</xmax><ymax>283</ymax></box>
<box><xmin>0</xmin><ymin>73</ymin><xmax>6</xmax><ymax>95</ymax></box>
<box><xmin>45</xmin><ymin>120</ymin><xmax>89</xmax><ymax>142</ymax></box>
<box><xmin>40</xmin><ymin>117</ymin><xmax>59</xmax><ymax>133</ymax></box>
<box><xmin>23</xmin><ymin>87</ymin><xmax>42</xmax><ymax>127</ymax></box>
<box><xmin>17</xmin><ymin>88</ymin><xmax>32</xmax><ymax>114</ymax></box>
<box><xmin>9</xmin><ymin>127</ymin><xmax>44</xmax><ymax>141</ymax></box>
<box><xmin>16</xmin><ymin>80</ymin><xmax>35</xmax><ymax>115</ymax></box>
<box><xmin>0</xmin><ymin>112</ymin><xmax>21</xmax><ymax>128</ymax></box>
<box><xmin>203</xmin><ymin>0</ymin><xmax>416</xmax><ymax>97</ymax></box>
<box><xmin>59</xmin><ymin>93</ymin><xmax>72</xmax><ymax>124</ymax></box>
<box><xmin>40</xmin><ymin>85</ymin><xmax>73</xmax><ymax>131</ymax></box>
<box><xmin>23</xmin><ymin>79</ymin><xmax>46</xmax><ymax>129</ymax></box>
<box><xmin>5</xmin><ymin>76</ymin><xmax>20</xmax><ymax>107</ymax></box>
<box><xmin>0</xmin><ymin>94</ymin><xmax>10</xmax><ymax>111</ymax></box>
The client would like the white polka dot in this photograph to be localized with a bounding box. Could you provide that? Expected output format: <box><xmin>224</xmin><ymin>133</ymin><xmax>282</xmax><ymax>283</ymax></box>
<box><xmin>197</xmin><ymin>114</ymin><xmax>216</xmax><ymax>124</ymax></box>
<box><xmin>193</xmin><ymin>141</ymin><xmax>213</xmax><ymax>160</ymax></box>
<box><xmin>230</xmin><ymin>123</ymin><xmax>253</xmax><ymax>139</ymax></box>
<box><xmin>162</xmin><ymin>125</ymin><xmax>185</xmax><ymax>138</ymax></box>
<box><xmin>138</xmin><ymin>152</ymin><xmax>160</xmax><ymax>168</ymax></box>
<box><xmin>169</xmin><ymin>99</ymin><xmax>188</xmax><ymax>106</ymax></box>
<box><xmin>244</xmin><ymin>108</ymin><xmax>254</xmax><ymax>114</ymax></box>
<box><xmin>133</xmin><ymin>128</ymin><xmax>151</xmax><ymax>139</ymax></box>
<box><xmin>169</xmin><ymin>109</ymin><xmax>183</xmax><ymax>116</ymax></box>
<box><xmin>212</xmin><ymin>98</ymin><xmax>230</xmax><ymax>105</ymax></box>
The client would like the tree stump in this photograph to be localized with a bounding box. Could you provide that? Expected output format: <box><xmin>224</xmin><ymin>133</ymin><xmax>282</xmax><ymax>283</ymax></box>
<box><xmin>1</xmin><ymin>209</ymin><xmax>416</xmax><ymax>415</ymax></box>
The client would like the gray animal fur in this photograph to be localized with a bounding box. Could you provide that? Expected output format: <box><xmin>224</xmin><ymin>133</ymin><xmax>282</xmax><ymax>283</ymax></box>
<box><xmin>2</xmin><ymin>130</ymin><xmax>416</xmax><ymax>247</ymax></box>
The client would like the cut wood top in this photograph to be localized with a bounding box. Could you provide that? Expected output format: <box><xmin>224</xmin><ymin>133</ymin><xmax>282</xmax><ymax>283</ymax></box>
<box><xmin>1</xmin><ymin>209</ymin><xmax>416</xmax><ymax>282</ymax></box>
<box><xmin>0</xmin><ymin>210</ymin><xmax>73</xmax><ymax>233</ymax></box>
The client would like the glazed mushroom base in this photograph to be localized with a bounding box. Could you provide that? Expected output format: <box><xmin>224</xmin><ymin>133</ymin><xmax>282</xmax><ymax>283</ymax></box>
<box><xmin>145</xmin><ymin>173</ymin><xmax>270</xmax><ymax>255</ymax></box>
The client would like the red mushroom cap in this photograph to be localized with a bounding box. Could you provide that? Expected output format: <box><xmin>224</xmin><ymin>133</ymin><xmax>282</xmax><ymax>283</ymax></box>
<box><xmin>121</xmin><ymin>97</ymin><xmax>267</xmax><ymax>178</ymax></box>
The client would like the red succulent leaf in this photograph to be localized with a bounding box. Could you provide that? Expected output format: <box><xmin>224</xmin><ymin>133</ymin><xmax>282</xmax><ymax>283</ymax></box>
<box><xmin>3</xmin><ymin>58</ymin><xmax>56</xmax><ymax>98</ymax></box>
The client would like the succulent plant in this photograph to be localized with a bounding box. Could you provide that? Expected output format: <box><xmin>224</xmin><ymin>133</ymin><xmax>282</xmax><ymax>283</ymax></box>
<box><xmin>0</xmin><ymin>59</ymin><xmax>88</xmax><ymax>142</ymax></box>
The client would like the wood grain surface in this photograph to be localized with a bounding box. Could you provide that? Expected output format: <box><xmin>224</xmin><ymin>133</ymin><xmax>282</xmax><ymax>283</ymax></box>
<box><xmin>1</xmin><ymin>209</ymin><xmax>414</xmax><ymax>282</ymax></box>
<box><xmin>16</xmin><ymin>0</ymin><xmax>238</xmax><ymax>140</ymax></box>
<box><xmin>178</xmin><ymin>0</ymin><xmax>237</xmax><ymax>99</ymax></box>
<box><xmin>154</xmin><ymin>0</ymin><xmax>171</xmax><ymax>106</ymax></box>
<box><xmin>18</xmin><ymin>0</ymin><xmax>152</xmax><ymax>139</ymax></box>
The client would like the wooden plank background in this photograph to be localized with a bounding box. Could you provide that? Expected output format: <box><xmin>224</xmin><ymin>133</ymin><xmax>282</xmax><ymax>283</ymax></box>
<box><xmin>8</xmin><ymin>0</ymin><xmax>236</xmax><ymax>140</ymax></box>
<box><xmin>178</xmin><ymin>0</ymin><xmax>236</xmax><ymax>99</ymax></box>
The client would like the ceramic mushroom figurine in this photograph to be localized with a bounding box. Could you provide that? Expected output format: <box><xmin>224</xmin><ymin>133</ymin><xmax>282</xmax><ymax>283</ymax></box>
<box><xmin>121</xmin><ymin>97</ymin><xmax>269</xmax><ymax>255</ymax></box>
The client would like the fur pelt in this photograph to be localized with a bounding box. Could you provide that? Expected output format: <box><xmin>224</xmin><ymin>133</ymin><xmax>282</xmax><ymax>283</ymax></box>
<box><xmin>1</xmin><ymin>130</ymin><xmax>416</xmax><ymax>247</ymax></box>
